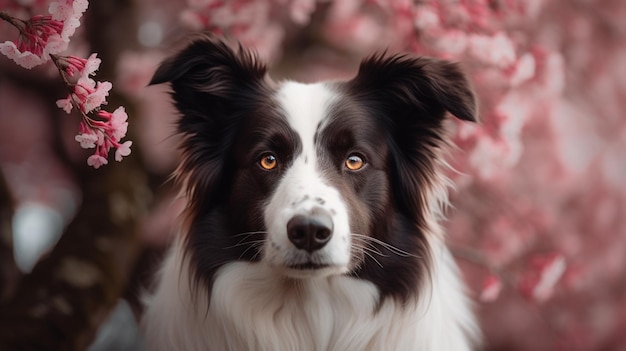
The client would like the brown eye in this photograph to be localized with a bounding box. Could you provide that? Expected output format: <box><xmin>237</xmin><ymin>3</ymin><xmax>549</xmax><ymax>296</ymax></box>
<box><xmin>345</xmin><ymin>154</ymin><xmax>365</xmax><ymax>171</ymax></box>
<box><xmin>260</xmin><ymin>153</ymin><xmax>278</xmax><ymax>170</ymax></box>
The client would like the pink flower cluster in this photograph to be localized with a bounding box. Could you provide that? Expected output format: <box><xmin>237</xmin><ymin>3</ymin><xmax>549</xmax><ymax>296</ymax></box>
<box><xmin>53</xmin><ymin>54</ymin><xmax>132</xmax><ymax>168</ymax></box>
<box><xmin>477</xmin><ymin>252</ymin><xmax>566</xmax><ymax>304</ymax></box>
<box><xmin>180</xmin><ymin>0</ymin><xmax>318</xmax><ymax>61</ymax></box>
<box><xmin>479</xmin><ymin>274</ymin><xmax>503</xmax><ymax>302</ymax></box>
<box><xmin>407</xmin><ymin>1</ymin><xmax>548</xmax><ymax>179</ymax></box>
<box><xmin>0</xmin><ymin>0</ymin><xmax>87</xmax><ymax>68</ymax></box>
<box><xmin>1</xmin><ymin>1</ymin><xmax>131</xmax><ymax>168</ymax></box>
<box><xmin>517</xmin><ymin>253</ymin><xmax>566</xmax><ymax>302</ymax></box>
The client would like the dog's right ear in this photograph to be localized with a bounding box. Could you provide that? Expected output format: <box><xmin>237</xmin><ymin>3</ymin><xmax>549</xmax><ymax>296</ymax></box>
<box><xmin>150</xmin><ymin>33</ymin><xmax>268</xmax><ymax>113</ymax></box>
<box><xmin>151</xmin><ymin>34</ymin><xmax>269</xmax><ymax>215</ymax></box>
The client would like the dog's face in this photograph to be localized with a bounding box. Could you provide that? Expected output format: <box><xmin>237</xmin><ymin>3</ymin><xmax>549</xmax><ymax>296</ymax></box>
<box><xmin>258</xmin><ymin>82</ymin><xmax>391</xmax><ymax>279</ymax></box>
<box><xmin>151</xmin><ymin>35</ymin><xmax>476</xmax><ymax>301</ymax></box>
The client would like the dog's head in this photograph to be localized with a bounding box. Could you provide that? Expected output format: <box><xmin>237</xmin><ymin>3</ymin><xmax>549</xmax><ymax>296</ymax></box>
<box><xmin>152</xmin><ymin>34</ymin><xmax>477</xmax><ymax>302</ymax></box>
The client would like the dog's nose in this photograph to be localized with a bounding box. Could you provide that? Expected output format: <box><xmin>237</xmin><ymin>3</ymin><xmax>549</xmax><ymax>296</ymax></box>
<box><xmin>287</xmin><ymin>213</ymin><xmax>333</xmax><ymax>253</ymax></box>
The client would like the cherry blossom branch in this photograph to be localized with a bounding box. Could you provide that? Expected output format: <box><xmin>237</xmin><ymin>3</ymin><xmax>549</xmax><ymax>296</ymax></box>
<box><xmin>51</xmin><ymin>53</ymin><xmax>132</xmax><ymax>168</ymax></box>
<box><xmin>0</xmin><ymin>2</ymin><xmax>83</xmax><ymax>68</ymax></box>
<box><xmin>0</xmin><ymin>1</ymin><xmax>131</xmax><ymax>169</ymax></box>
<box><xmin>0</xmin><ymin>0</ymin><xmax>149</xmax><ymax>348</ymax></box>
<box><xmin>0</xmin><ymin>11</ymin><xmax>24</xmax><ymax>28</ymax></box>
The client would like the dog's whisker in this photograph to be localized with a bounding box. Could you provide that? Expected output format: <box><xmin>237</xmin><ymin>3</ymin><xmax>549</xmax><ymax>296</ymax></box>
<box><xmin>227</xmin><ymin>231</ymin><xmax>268</xmax><ymax>248</ymax></box>
<box><xmin>352</xmin><ymin>240</ymin><xmax>389</xmax><ymax>258</ymax></box>
<box><xmin>232</xmin><ymin>231</ymin><xmax>269</xmax><ymax>237</ymax></box>
<box><xmin>351</xmin><ymin>233</ymin><xmax>420</xmax><ymax>258</ymax></box>
<box><xmin>237</xmin><ymin>241</ymin><xmax>265</xmax><ymax>261</ymax></box>
<box><xmin>249</xmin><ymin>248</ymin><xmax>263</xmax><ymax>263</ymax></box>
<box><xmin>225</xmin><ymin>239</ymin><xmax>266</xmax><ymax>250</ymax></box>
<box><xmin>355</xmin><ymin>245</ymin><xmax>384</xmax><ymax>268</ymax></box>
<box><xmin>351</xmin><ymin>237</ymin><xmax>386</xmax><ymax>256</ymax></box>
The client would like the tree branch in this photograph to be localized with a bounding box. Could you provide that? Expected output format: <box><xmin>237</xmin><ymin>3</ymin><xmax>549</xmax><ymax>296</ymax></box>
<box><xmin>0</xmin><ymin>161</ymin><xmax>149</xmax><ymax>350</ymax></box>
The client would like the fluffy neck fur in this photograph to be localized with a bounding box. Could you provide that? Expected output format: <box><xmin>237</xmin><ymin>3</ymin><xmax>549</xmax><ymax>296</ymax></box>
<box><xmin>142</xmin><ymin>230</ymin><xmax>479</xmax><ymax>351</ymax></box>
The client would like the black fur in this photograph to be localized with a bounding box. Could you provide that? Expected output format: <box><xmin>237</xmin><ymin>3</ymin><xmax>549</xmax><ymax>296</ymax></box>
<box><xmin>325</xmin><ymin>54</ymin><xmax>476</xmax><ymax>302</ymax></box>
<box><xmin>151</xmin><ymin>34</ymin><xmax>283</xmax><ymax>294</ymax></box>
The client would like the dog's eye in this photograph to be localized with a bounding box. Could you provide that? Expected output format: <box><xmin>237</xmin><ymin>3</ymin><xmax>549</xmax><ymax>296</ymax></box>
<box><xmin>259</xmin><ymin>153</ymin><xmax>278</xmax><ymax>170</ymax></box>
<box><xmin>345</xmin><ymin>154</ymin><xmax>365</xmax><ymax>171</ymax></box>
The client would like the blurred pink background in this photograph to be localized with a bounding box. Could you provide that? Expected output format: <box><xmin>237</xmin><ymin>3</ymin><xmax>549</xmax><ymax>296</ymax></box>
<box><xmin>1</xmin><ymin>0</ymin><xmax>625</xmax><ymax>350</ymax></box>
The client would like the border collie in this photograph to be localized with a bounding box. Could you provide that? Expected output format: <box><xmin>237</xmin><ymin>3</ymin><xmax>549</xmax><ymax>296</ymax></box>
<box><xmin>142</xmin><ymin>34</ymin><xmax>480</xmax><ymax>351</ymax></box>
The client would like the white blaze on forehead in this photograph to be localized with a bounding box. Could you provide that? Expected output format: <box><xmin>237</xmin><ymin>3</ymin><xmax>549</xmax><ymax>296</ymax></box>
<box><xmin>264</xmin><ymin>81</ymin><xmax>351</xmax><ymax>273</ymax></box>
<box><xmin>275</xmin><ymin>81</ymin><xmax>335</xmax><ymax>161</ymax></box>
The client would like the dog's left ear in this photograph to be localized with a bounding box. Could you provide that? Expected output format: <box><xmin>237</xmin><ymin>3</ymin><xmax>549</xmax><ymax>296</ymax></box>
<box><xmin>345</xmin><ymin>54</ymin><xmax>478</xmax><ymax>222</ymax></box>
<box><xmin>347</xmin><ymin>54</ymin><xmax>478</xmax><ymax>123</ymax></box>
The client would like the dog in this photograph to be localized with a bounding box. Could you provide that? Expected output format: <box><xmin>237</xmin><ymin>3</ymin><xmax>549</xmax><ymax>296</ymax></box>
<box><xmin>142</xmin><ymin>34</ymin><xmax>480</xmax><ymax>351</ymax></box>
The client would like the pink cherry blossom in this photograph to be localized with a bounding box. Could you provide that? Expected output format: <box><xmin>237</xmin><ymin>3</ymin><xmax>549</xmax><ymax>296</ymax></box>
<box><xmin>180</xmin><ymin>0</ymin><xmax>320</xmax><ymax>61</ymax></box>
<box><xmin>49</xmin><ymin>0</ymin><xmax>89</xmax><ymax>22</ymax></box>
<box><xmin>69</xmin><ymin>106</ymin><xmax>132</xmax><ymax>168</ymax></box>
<box><xmin>431</xmin><ymin>29</ymin><xmax>468</xmax><ymax>57</ymax></box>
<box><xmin>77</xmin><ymin>79</ymin><xmax>112</xmax><ymax>113</ymax></box>
<box><xmin>3</xmin><ymin>1</ymin><xmax>134</xmax><ymax>168</ymax></box>
<box><xmin>414</xmin><ymin>5</ymin><xmax>440</xmax><ymax>31</ymax></box>
<box><xmin>55</xmin><ymin>53</ymin><xmax>101</xmax><ymax>79</ymax></box>
<box><xmin>480</xmin><ymin>274</ymin><xmax>503</xmax><ymax>302</ymax></box>
<box><xmin>59</xmin><ymin>16</ymin><xmax>80</xmax><ymax>39</ymax></box>
<box><xmin>87</xmin><ymin>154</ymin><xmax>108</xmax><ymax>169</ymax></box>
<box><xmin>67</xmin><ymin>106</ymin><xmax>132</xmax><ymax>168</ymax></box>
<box><xmin>0</xmin><ymin>13</ymin><xmax>66</xmax><ymax>65</ymax></box>
<box><xmin>51</xmin><ymin>53</ymin><xmax>101</xmax><ymax>85</ymax></box>
<box><xmin>43</xmin><ymin>34</ymin><xmax>69</xmax><ymax>57</ymax></box>
<box><xmin>290</xmin><ymin>0</ymin><xmax>316</xmax><ymax>25</ymax></box>
<box><xmin>518</xmin><ymin>253</ymin><xmax>566</xmax><ymax>302</ymax></box>
<box><xmin>0</xmin><ymin>41</ymin><xmax>44</xmax><ymax>68</ymax></box>
<box><xmin>56</xmin><ymin>96</ymin><xmax>73</xmax><ymax>113</ymax></box>
<box><xmin>508</xmin><ymin>53</ymin><xmax>536</xmax><ymax>86</ymax></box>
<box><xmin>74</xmin><ymin>132</ymin><xmax>98</xmax><ymax>149</ymax></box>
<box><xmin>468</xmin><ymin>32</ymin><xmax>517</xmax><ymax>68</ymax></box>
<box><xmin>109</xmin><ymin>107</ymin><xmax>129</xmax><ymax>140</ymax></box>
<box><xmin>49</xmin><ymin>1</ymin><xmax>76</xmax><ymax>21</ymax></box>
<box><xmin>82</xmin><ymin>54</ymin><xmax>101</xmax><ymax>77</ymax></box>
<box><xmin>49</xmin><ymin>52</ymin><xmax>132</xmax><ymax>168</ymax></box>
<box><xmin>115</xmin><ymin>140</ymin><xmax>132</xmax><ymax>162</ymax></box>
<box><xmin>0</xmin><ymin>1</ymin><xmax>87</xmax><ymax>68</ymax></box>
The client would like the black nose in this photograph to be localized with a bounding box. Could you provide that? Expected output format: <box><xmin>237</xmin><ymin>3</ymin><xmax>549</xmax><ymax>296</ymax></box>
<box><xmin>287</xmin><ymin>213</ymin><xmax>333</xmax><ymax>253</ymax></box>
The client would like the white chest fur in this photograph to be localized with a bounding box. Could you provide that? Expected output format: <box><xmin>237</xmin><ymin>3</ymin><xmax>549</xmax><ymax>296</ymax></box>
<box><xmin>142</xmin><ymin>241</ymin><xmax>478</xmax><ymax>351</ymax></box>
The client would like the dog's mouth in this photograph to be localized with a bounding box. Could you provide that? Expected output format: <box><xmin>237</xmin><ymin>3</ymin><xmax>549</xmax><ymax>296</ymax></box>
<box><xmin>279</xmin><ymin>260</ymin><xmax>347</xmax><ymax>279</ymax></box>
<box><xmin>288</xmin><ymin>262</ymin><xmax>330</xmax><ymax>270</ymax></box>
